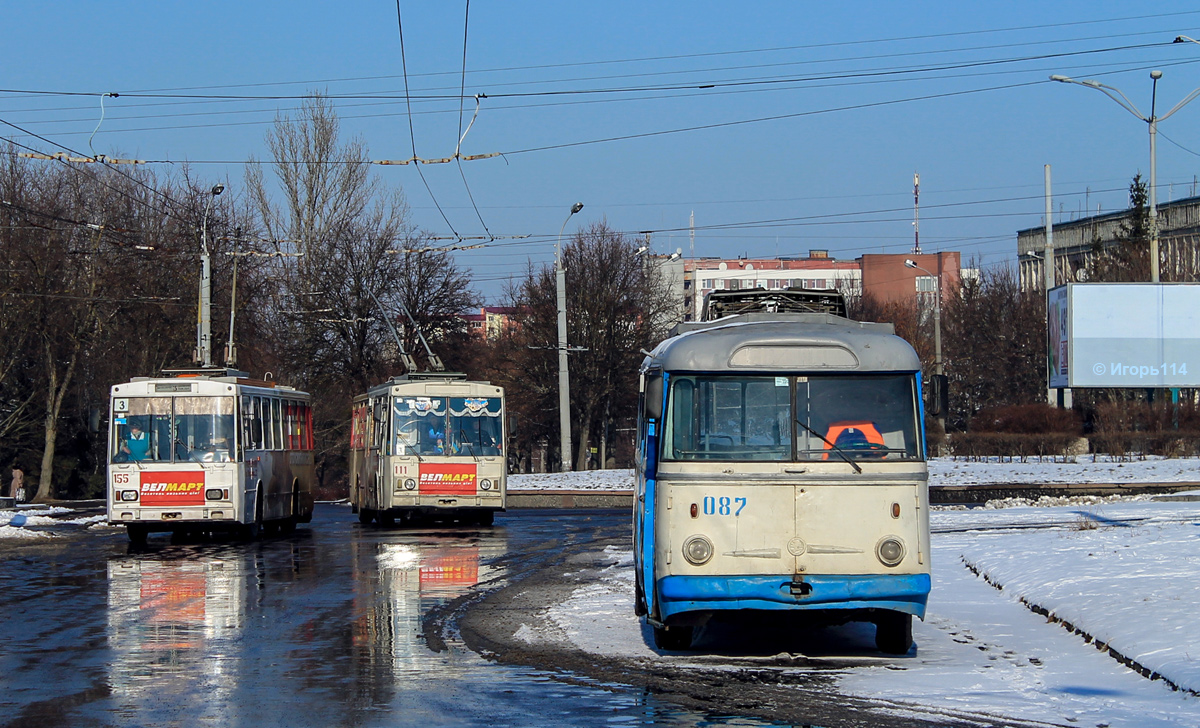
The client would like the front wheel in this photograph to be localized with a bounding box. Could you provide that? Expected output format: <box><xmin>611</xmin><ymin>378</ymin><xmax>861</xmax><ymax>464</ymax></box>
<box><xmin>653</xmin><ymin>625</ymin><xmax>693</xmax><ymax>651</ymax></box>
<box><xmin>358</xmin><ymin>508</ymin><xmax>375</xmax><ymax>525</ymax></box>
<box><xmin>874</xmin><ymin>612</ymin><xmax>913</xmax><ymax>655</ymax></box>
<box><xmin>126</xmin><ymin>524</ymin><xmax>149</xmax><ymax>546</ymax></box>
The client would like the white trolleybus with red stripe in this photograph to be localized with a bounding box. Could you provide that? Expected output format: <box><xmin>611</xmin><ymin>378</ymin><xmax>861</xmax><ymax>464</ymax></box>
<box><xmin>349</xmin><ymin>372</ymin><xmax>506</xmax><ymax>528</ymax></box>
<box><xmin>106</xmin><ymin>367</ymin><xmax>316</xmax><ymax>545</ymax></box>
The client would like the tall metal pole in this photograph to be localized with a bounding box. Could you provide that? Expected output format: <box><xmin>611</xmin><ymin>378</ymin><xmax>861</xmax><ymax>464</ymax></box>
<box><xmin>906</xmin><ymin>259</ymin><xmax>943</xmax><ymax>431</ymax></box>
<box><xmin>1044</xmin><ymin>165</ymin><xmax>1055</xmax><ymax>406</ymax></box>
<box><xmin>197</xmin><ymin>184</ymin><xmax>224</xmax><ymax>367</ymax></box>
<box><xmin>556</xmin><ymin>202</ymin><xmax>583</xmax><ymax>472</ymax></box>
<box><xmin>1149</xmin><ymin>70</ymin><xmax>1161</xmax><ymax>283</ymax></box>
<box><xmin>1050</xmin><ymin>69</ymin><xmax>1200</xmax><ymax>282</ymax></box>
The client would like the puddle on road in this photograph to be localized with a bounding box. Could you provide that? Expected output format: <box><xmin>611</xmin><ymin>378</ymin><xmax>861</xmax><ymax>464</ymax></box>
<box><xmin>89</xmin><ymin>509</ymin><xmax>789</xmax><ymax>727</ymax></box>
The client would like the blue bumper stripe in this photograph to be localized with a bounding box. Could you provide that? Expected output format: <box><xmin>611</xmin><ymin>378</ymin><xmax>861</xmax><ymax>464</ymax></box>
<box><xmin>657</xmin><ymin>573</ymin><xmax>930</xmax><ymax>620</ymax></box>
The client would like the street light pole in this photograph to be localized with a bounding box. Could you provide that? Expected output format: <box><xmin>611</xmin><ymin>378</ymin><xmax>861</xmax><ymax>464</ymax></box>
<box><xmin>198</xmin><ymin>183</ymin><xmax>224</xmax><ymax>367</ymax></box>
<box><xmin>556</xmin><ymin>202</ymin><xmax>583</xmax><ymax>472</ymax></box>
<box><xmin>905</xmin><ymin>259</ymin><xmax>943</xmax><ymax>430</ymax></box>
<box><xmin>1050</xmin><ymin>70</ymin><xmax>1200</xmax><ymax>283</ymax></box>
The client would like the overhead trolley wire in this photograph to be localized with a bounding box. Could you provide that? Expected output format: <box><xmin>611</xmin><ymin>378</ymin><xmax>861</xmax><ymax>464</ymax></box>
<box><xmin>394</xmin><ymin>0</ymin><xmax>460</xmax><ymax>240</ymax></box>
<box><xmin>454</xmin><ymin>0</ymin><xmax>493</xmax><ymax>240</ymax></box>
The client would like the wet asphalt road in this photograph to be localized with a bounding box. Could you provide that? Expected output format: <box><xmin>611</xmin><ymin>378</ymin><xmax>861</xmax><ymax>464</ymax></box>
<box><xmin>0</xmin><ymin>506</ymin><xmax>786</xmax><ymax>728</ymax></box>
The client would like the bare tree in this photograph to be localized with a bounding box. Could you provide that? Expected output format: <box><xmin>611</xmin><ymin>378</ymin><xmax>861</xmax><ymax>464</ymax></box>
<box><xmin>245</xmin><ymin>93</ymin><xmax>478</xmax><ymax>491</ymax></box>
<box><xmin>505</xmin><ymin>221</ymin><xmax>679</xmax><ymax>470</ymax></box>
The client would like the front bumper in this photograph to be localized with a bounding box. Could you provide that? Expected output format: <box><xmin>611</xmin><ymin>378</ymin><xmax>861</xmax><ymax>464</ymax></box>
<box><xmin>656</xmin><ymin>573</ymin><xmax>930</xmax><ymax>622</ymax></box>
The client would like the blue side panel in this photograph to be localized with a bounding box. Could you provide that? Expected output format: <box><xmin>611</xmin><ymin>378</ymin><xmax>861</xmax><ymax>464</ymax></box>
<box><xmin>915</xmin><ymin>372</ymin><xmax>927</xmax><ymax>460</ymax></box>
<box><xmin>657</xmin><ymin>573</ymin><xmax>931</xmax><ymax>621</ymax></box>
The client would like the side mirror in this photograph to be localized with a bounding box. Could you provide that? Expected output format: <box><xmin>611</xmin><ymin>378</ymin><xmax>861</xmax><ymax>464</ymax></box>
<box><xmin>927</xmin><ymin>374</ymin><xmax>949</xmax><ymax>417</ymax></box>
<box><xmin>644</xmin><ymin>374</ymin><xmax>663</xmax><ymax>421</ymax></box>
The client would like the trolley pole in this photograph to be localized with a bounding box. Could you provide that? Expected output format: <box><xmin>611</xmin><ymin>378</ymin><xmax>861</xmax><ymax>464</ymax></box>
<box><xmin>556</xmin><ymin>202</ymin><xmax>583</xmax><ymax>472</ymax></box>
<box><xmin>197</xmin><ymin>184</ymin><xmax>224</xmax><ymax>367</ymax></box>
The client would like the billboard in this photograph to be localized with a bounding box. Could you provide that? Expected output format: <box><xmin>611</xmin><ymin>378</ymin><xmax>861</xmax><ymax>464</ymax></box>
<box><xmin>1048</xmin><ymin>283</ymin><xmax>1200</xmax><ymax>388</ymax></box>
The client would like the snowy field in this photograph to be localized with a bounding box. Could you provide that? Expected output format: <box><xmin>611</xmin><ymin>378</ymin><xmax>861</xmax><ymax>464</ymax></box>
<box><xmin>509</xmin><ymin>455</ymin><xmax>1200</xmax><ymax>491</ymax></box>
<box><xmin>528</xmin><ymin>498</ymin><xmax>1200</xmax><ymax>726</ymax></box>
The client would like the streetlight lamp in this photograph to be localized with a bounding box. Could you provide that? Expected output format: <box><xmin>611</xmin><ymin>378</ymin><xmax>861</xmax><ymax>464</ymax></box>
<box><xmin>905</xmin><ymin>259</ymin><xmax>944</xmax><ymax>430</ymax></box>
<box><xmin>197</xmin><ymin>183</ymin><xmax>224</xmax><ymax>367</ymax></box>
<box><xmin>1050</xmin><ymin>70</ymin><xmax>1200</xmax><ymax>283</ymax></box>
<box><xmin>556</xmin><ymin>202</ymin><xmax>583</xmax><ymax>472</ymax></box>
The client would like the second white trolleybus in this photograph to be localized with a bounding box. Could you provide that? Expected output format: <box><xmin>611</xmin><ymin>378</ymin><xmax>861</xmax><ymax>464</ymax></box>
<box><xmin>634</xmin><ymin>289</ymin><xmax>930</xmax><ymax>653</ymax></box>
<box><xmin>107</xmin><ymin>367</ymin><xmax>316</xmax><ymax>545</ymax></box>
<box><xmin>350</xmin><ymin>372</ymin><xmax>506</xmax><ymax>527</ymax></box>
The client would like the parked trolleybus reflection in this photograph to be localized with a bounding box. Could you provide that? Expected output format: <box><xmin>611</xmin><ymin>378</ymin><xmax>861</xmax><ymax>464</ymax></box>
<box><xmin>634</xmin><ymin>289</ymin><xmax>931</xmax><ymax>653</ymax></box>
<box><xmin>106</xmin><ymin>367</ymin><xmax>316</xmax><ymax>545</ymax></box>
<box><xmin>350</xmin><ymin>373</ymin><xmax>506</xmax><ymax>527</ymax></box>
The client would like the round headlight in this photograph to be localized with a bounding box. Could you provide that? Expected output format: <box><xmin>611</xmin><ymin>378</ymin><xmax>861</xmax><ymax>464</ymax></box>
<box><xmin>682</xmin><ymin>535</ymin><xmax>714</xmax><ymax>566</ymax></box>
<box><xmin>876</xmin><ymin>536</ymin><xmax>906</xmax><ymax>567</ymax></box>
<box><xmin>480</xmin><ymin>478</ymin><xmax>493</xmax><ymax>491</ymax></box>
<box><xmin>404</xmin><ymin>478</ymin><xmax>417</xmax><ymax>491</ymax></box>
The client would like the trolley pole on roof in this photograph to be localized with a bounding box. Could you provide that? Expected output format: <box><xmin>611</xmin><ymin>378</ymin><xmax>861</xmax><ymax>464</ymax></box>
<box><xmin>556</xmin><ymin>202</ymin><xmax>583</xmax><ymax>472</ymax></box>
<box><xmin>197</xmin><ymin>184</ymin><xmax>224</xmax><ymax>367</ymax></box>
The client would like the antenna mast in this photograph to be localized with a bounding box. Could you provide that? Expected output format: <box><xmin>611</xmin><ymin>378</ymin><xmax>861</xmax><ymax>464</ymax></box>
<box><xmin>912</xmin><ymin>172</ymin><xmax>921</xmax><ymax>255</ymax></box>
<box><xmin>689</xmin><ymin>210</ymin><xmax>695</xmax><ymax>260</ymax></box>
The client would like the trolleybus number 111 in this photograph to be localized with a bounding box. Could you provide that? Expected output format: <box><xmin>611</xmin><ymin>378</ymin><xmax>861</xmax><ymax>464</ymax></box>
<box><xmin>702</xmin><ymin>496</ymin><xmax>747</xmax><ymax>516</ymax></box>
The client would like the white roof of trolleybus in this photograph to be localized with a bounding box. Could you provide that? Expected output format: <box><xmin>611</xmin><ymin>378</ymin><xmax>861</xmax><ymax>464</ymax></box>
<box><xmin>645</xmin><ymin>312</ymin><xmax>920</xmax><ymax>374</ymax></box>
<box><xmin>113</xmin><ymin>374</ymin><xmax>306</xmax><ymax>398</ymax></box>
<box><xmin>358</xmin><ymin>373</ymin><xmax>503</xmax><ymax>402</ymax></box>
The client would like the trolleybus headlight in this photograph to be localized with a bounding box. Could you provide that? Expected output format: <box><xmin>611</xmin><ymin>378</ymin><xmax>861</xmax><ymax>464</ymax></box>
<box><xmin>205</xmin><ymin>489</ymin><xmax>223</xmax><ymax>501</ymax></box>
<box><xmin>120</xmin><ymin>490</ymin><xmax>138</xmax><ymax>502</ymax></box>
<box><xmin>682</xmin><ymin>535</ymin><xmax>714</xmax><ymax>566</ymax></box>
<box><xmin>480</xmin><ymin>479</ymin><xmax>493</xmax><ymax>491</ymax></box>
<box><xmin>876</xmin><ymin>536</ymin><xmax>906</xmax><ymax>567</ymax></box>
<box><xmin>404</xmin><ymin>478</ymin><xmax>417</xmax><ymax>491</ymax></box>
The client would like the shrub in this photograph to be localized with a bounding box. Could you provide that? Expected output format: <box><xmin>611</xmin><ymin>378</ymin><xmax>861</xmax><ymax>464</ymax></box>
<box><xmin>969</xmin><ymin>404</ymin><xmax>1082</xmax><ymax>435</ymax></box>
<box><xmin>948</xmin><ymin>432</ymin><xmax>1080</xmax><ymax>461</ymax></box>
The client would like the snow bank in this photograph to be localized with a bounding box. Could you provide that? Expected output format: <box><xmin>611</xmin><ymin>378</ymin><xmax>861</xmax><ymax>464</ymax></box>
<box><xmin>508</xmin><ymin>456</ymin><xmax>1200</xmax><ymax>492</ymax></box>
<box><xmin>947</xmin><ymin>500</ymin><xmax>1200</xmax><ymax>694</ymax></box>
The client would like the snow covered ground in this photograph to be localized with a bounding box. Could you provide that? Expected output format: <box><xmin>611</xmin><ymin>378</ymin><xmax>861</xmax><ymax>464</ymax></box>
<box><xmin>531</xmin><ymin>499</ymin><xmax>1200</xmax><ymax>726</ymax></box>
<box><xmin>509</xmin><ymin>455</ymin><xmax>1200</xmax><ymax>491</ymax></box>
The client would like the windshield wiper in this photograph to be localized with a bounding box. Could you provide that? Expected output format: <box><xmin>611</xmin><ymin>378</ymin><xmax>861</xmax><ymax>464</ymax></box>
<box><xmin>794</xmin><ymin>419</ymin><xmax>862</xmax><ymax>474</ymax></box>
<box><xmin>457</xmin><ymin>433</ymin><xmax>481</xmax><ymax>463</ymax></box>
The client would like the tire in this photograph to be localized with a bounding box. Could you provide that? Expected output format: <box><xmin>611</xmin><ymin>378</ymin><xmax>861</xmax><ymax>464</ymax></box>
<box><xmin>358</xmin><ymin>508</ymin><xmax>375</xmax><ymax>525</ymax></box>
<box><xmin>875</xmin><ymin>612</ymin><xmax>913</xmax><ymax>655</ymax></box>
<box><xmin>377</xmin><ymin>511</ymin><xmax>395</xmax><ymax>527</ymax></box>
<box><xmin>474</xmin><ymin>510</ymin><xmax>494</xmax><ymax>527</ymax></box>
<box><xmin>126</xmin><ymin>524</ymin><xmax>149</xmax><ymax>547</ymax></box>
<box><xmin>278</xmin><ymin>518</ymin><xmax>297</xmax><ymax>535</ymax></box>
<box><xmin>633</xmin><ymin>577</ymin><xmax>647</xmax><ymax>617</ymax></box>
<box><xmin>653</xmin><ymin>625</ymin><xmax>693</xmax><ymax>651</ymax></box>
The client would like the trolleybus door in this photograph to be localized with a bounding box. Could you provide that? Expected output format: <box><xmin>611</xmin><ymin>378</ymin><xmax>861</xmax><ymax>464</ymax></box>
<box><xmin>638</xmin><ymin>371</ymin><xmax>664</xmax><ymax>617</ymax></box>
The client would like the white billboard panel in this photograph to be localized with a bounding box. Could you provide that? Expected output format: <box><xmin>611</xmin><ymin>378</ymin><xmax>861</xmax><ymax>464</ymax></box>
<box><xmin>1047</xmin><ymin>286</ymin><xmax>1069</xmax><ymax>388</ymax></box>
<box><xmin>1052</xmin><ymin>283</ymin><xmax>1200</xmax><ymax>388</ymax></box>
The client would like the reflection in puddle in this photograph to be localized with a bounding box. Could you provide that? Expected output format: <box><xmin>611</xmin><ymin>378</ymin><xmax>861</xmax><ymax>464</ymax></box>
<box><xmin>106</xmin><ymin>551</ymin><xmax>249</xmax><ymax>718</ymax></box>
<box><xmin>92</xmin><ymin>514</ymin><xmax>785</xmax><ymax>727</ymax></box>
<box><xmin>353</xmin><ymin>531</ymin><xmax>504</xmax><ymax>679</ymax></box>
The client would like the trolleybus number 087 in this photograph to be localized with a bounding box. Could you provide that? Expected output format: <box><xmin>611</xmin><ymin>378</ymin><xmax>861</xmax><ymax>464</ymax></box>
<box><xmin>702</xmin><ymin>496</ymin><xmax>747</xmax><ymax>516</ymax></box>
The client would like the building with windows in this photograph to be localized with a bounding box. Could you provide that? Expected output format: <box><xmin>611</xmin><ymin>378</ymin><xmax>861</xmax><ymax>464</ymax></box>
<box><xmin>463</xmin><ymin>306</ymin><xmax>520</xmax><ymax>340</ymax></box>
<box><xmin>1016</xmin><ymin>195</ymin><xmax>1200</xmax><ymax>291</ymax></box>
<box><xmin>672</xmin><ymin>250</ymin><xmax>962</xmax><ymax>321</ymax></box>
<box><xmin>681</xmin><ymin>251</ymin><xmax>862</xmax><ymax>321</ymax></box>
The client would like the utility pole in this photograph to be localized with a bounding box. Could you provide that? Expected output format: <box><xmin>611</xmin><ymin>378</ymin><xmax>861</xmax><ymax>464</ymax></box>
<box><xmin>556</xmin><ymin>202</ymin><xmax>583</xmax><ymax>472</ymax></box>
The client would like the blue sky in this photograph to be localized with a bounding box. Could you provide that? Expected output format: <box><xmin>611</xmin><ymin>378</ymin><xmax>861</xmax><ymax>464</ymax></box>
<box><xmin>5</xmin><ymin>2</ymin><xmax>1200</xmax><ymax>302</ymax></box>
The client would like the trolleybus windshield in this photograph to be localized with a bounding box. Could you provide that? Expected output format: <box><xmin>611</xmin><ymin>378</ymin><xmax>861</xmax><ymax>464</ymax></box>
<box><xmin>663</xmin><ymin>374</ymin><xmax>920</xmax><ymax>462</ymax></box>
<box><xmin>112</xmin><ymin>396</ymin><xmax>235</xmax><ymax>464</ymax></box>
<box><xmin>392</xmin><ymin>397</ymin><xmax>503</xmax><ymax>457</ymax></box>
